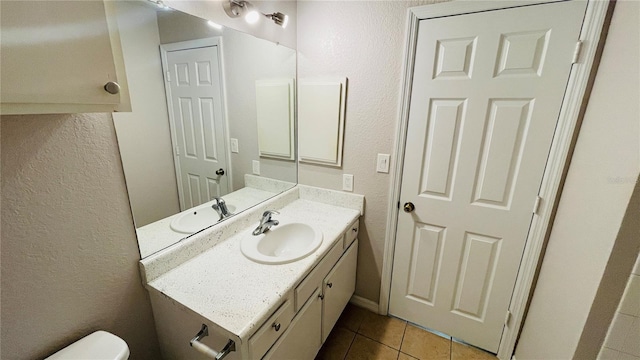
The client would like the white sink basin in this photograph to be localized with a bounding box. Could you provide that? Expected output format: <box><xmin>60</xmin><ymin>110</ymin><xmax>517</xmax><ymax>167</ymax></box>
<box><xmin>170</xmin><ymin>203</ymin><xmax>236</xmax><ymax>234</ymax></box>
<box><xmin>240</xmin><ymin>221</ymin><xmax>323</xmax><ymax>264</ymax></box>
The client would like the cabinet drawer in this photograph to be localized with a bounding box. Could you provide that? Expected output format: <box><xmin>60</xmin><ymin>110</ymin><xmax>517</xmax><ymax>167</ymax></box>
<box><xmin>344</xmin><ymin>218</ymin><xmax>359</xmax><ymax>250</ymax></box>
<box><xmin>249</xmin><ymin>298</ymin><xmax>294</xmax><ymax>360</ymax></box>
<box><xmin>295</xmin><ymin>239</ymin><xmax>343</xmax><ymax>312</ymax></box>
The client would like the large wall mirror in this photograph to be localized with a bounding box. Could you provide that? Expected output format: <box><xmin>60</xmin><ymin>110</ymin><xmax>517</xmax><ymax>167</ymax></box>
<box><xmin>111</xmin><ymin>1</ymin><xmax>297</xmax><ymax>258</ymax></box>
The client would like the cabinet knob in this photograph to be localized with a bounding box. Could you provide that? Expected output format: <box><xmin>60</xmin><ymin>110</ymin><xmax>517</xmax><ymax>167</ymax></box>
<box><xmin>104</xmin><ymin>81</ymin><xmax>121</xmax><ymax>95</ymax></box>
<box><xmin>327</xmin><ymin>282</ymin><xmax>333</xmax><ymax>288</ymax></box>
<box><xmin>318</xmin><ymin>294</ymin><xmax>324</xmax><ymax>300</ymax></box>
<box><xmin>272</xmin><ymin>323</ymin><xmax>281</xmax><ymax>331</ymax></box>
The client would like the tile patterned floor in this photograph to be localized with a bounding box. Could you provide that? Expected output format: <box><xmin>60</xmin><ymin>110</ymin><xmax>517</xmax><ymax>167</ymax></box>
<box><xmin>316</xmin><ymin>304</ymin><xmax>498</xmax><ymax>360</ymax></box>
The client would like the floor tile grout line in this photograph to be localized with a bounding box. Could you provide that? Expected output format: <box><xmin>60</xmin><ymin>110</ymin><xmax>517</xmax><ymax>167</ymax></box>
<box><xmin>354</xmin><ymin>331</ymin><xmax>402</xmax><ymax>351</ymax></box>
<box><xmin>342</xmin><ymin>331</ymin><xmax>357</xmax><ymax>360</ymax></box>
<box><xmin>399</xmin><ymin>321</ymin><xmax>408</xmax><ymax>353</ymax></box>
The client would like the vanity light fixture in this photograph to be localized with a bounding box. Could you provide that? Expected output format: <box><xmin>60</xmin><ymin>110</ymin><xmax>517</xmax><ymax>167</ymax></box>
<box><xmin>265</xmin><ymin>12</ymin><xmax>289</xmax><ymax>28</ymax></box>
<box><xmin>223</xmin><ymin>0</ymin><xmax>289</xmax><ymax>28</ymax></box>
<box><xmin>223</xmin><ymin>0</ymin><xmax>260</xmax><ymax>24</ymax></box>
<box><xmin>149</xmin><ymin>0</ymin><xmax>170</xmax><ymax>10</ymax></box>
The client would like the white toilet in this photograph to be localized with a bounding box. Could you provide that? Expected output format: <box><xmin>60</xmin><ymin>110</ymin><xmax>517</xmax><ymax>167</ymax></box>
<box><xmin>46</xmin><ymin>331</ymin><xmax>130</xmax><ymax>360</ymax></box>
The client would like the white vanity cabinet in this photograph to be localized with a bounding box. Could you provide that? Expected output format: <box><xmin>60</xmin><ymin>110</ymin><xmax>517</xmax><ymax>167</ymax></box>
<box><xmin>262</xmin><ymin>288</ymin><xmax>323</xmax><ymax>360</ymax></box>
<box><xmin>148</xmin><ymin>217</ymin><xmax>360</xmax><ymax>360</ymax></box>
<box><xmin>0</xmin><ymin>0</ymin><xmax>130</xmax><ymax>115</ymax></box>
<box><xmin>264</xmin><ymin>219</ymin><xmax>359</xmax><ymax>359</ymax></box>
<box><xmin>321</xmin><ymin>240</ymin><xmax>358</xmax><ymax>342</ymax></box>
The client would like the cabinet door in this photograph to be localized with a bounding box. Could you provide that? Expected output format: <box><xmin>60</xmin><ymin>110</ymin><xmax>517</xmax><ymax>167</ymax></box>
<box><xmin>0</xmin><ymin>0</ymin><xmax>129</xmax><ymax>113</ymax></box>
<box><xmin>322</xmin><ymin>240</ymin><xmax>358</xmax><ymax>342</ymax></box>
<box><xmin>263</xmin><ymin>288</ymin><xmax>322</xmax><ymax>360</ymax></box>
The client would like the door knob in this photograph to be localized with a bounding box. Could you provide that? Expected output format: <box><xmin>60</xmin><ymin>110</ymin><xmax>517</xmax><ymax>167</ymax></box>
<box><xmin>103</xmin><ymin>81</ymin><xmax>120</xmax><ymax>94</ymax></box>
<box><xmin>216</xmin><ymin>169</ymin><xmax>225</xmax><ymax>176</ymax></box>
<box><xmin>403</xmin><ymin>202</ymin><xmax>415</xmax><ymax>213</ymax></box>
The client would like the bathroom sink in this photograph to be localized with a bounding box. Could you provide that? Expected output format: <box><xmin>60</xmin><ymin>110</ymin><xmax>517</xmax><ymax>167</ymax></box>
<box><xmin>240</xmin><ymin>221</ymin><xmax>323</xmax><ymax>264</ymax></box>
<box><xmin>170</xmin><ymin>203</ymin><xmax>236</xmax><ymax>234</ymax></box>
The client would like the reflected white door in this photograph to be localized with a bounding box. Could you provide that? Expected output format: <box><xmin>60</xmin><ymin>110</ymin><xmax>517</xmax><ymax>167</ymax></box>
<box><xmin>164</xmin><ymin>45</ymin><xmax>229</xmax><ymax>210</ymax></box>
<box><xmin>389</xmin><ymin>1</ymin><xmax>586</xmax><ymax>353</ymax></box>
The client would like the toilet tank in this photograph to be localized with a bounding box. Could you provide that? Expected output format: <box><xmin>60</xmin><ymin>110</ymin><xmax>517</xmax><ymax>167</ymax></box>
<box><xmin>46</xmin><ymin>331</ymin><xmax>130</xmax><ymax>360</ymax></box>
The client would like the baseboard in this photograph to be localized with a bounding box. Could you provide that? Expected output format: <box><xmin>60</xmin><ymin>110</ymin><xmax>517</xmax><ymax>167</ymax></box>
<box><xmin>349</xmin><ymin>295</ymin><xmax>379</xmax><ymax>313</ymax></box>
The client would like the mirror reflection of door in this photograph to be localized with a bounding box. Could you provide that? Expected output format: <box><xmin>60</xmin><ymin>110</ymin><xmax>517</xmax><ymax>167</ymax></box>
<box><xmin>112</xmin><ymin>1</ymin><xmax>297</xmax><ymax>258</ymax></box>
<box><xmin>162</xmin><ymin>39</ymin><xmax>230</xmax><ymax>211</ymax></box>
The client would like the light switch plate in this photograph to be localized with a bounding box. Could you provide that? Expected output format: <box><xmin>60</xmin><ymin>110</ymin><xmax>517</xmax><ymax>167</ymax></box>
<box><xmin>230</xmin><ymin>138</ymin><xmax>239</xmax><ymax>153</ymax></box>
<box><xmin>377</xmin><ymin>153</ymin><xmax>390</xmax><ymax>173</ymax></box>
<box><xmin>343</xmin><ymin>174</ymin><xmax>354</xmax><ymax>192</ymax></box>
<box><xmin>252</xmin><ymin>160</ymin><xmax>260</xmax><ymax>175</ymax></box>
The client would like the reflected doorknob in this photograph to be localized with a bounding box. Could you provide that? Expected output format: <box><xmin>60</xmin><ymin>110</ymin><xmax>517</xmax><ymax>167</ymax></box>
<box><xmin>216</xmin><ymin>169</ymin><xmax>225</xmax><ymax>176</ymax></box>
<box><xmin>403</xmin><ymin>202</ymin><xmax>415</xmax><ymax>213</ymax></box>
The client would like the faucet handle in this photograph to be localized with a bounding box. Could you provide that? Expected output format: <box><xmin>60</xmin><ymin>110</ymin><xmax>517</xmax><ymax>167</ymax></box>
<box><xmin>262</xmin><ymin>210</ymin><xmax>279</xmax><ymax>218</ymax></box>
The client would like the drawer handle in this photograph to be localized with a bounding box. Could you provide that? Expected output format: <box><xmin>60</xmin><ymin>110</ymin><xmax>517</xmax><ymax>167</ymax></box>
<box><xmin>272</xmin><ymin>322</ymin><xmax>281</xmax><ymax>331</ymax></box>
<box><xmin>190</xmin><ymin>324</ymin><xmax>236</xmax><ymax>360</ymax></box>
<box><xmin>327</xmin><ymin>282</ymin><xmax>333</xmax><ymax>288</ymax></box>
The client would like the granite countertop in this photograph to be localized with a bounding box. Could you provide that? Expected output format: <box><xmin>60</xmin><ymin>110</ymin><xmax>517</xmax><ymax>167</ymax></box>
<box><xmin>145</xmin><ymin>198</ymin><xmax>360</xmax><ymax>340</ymax></box>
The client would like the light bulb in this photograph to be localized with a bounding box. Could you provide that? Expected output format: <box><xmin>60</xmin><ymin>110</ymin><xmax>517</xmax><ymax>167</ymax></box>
<box><xmin>245</xmin><ymin>9</ymin><xmax>260</xmax><ymax>24</ymax></box>
<box><xmin>281</xmin><ymin>14</ymin><xmax>289</xmax><ymax>29</ymax></box>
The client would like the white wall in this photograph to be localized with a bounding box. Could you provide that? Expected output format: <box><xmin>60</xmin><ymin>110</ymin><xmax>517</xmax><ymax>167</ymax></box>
<box><xmin>515</xmin><ymin>1</ymin><xmax>640</xmax><ymax>358</ymax></box>
<box><xmin>0</xmin><ymin>114</ymin><xmax>161</xmax><ymax>359</ymax></box>
<box><xmin>113</xmin><ymin>1</ymin><xmax>180</xmax><ymax>227</ymax></box>
<box><xmin>297</xmin><ymin>0</ymin><xmax>443</xmax><ymax>302</ymax></box>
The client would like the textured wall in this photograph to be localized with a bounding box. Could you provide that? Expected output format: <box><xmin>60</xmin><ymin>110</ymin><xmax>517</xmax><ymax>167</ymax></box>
<box><xmin>297</xmin><ymin>0</ymin><xmax>443</xmax><ymax>302</ymax></box>
<box><xmin>1</xmin><ymin>114</ymin><xmax>161</xmax><ymax>359</ymax></box>
<box><xmin>515</xmin><ymin>1</ymin><xmax>640</xmax><ymax>358</ymax></box>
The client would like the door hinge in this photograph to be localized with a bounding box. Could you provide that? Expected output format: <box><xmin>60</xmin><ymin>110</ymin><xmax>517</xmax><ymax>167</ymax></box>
<box><xmin>504</xmin><ymin>310</ymin><xmax>512</xmax><ymax>326</ymax></box>
<box><xmin>175</xmin><ymin>145</ymin><xmax>180</xmax><ymax>156</ymax></box>
<box><xmin>572</xmin><ymin>40</ymin><xmax>583</xmax><ymax>64</ymax></box>
<box><xmin>397</xmin><ymin>201</ymin><xmax>401</xmax><ymax>209</ymax></box>
<box><xmin>166</xmin><ymin>71</ymin><xmax>171</xmax><ymax>82</ymax></box>
<box><xmin>533</xmin><ymin>196</ymin><xmax>542</xmax><ymax>215</ymax></box>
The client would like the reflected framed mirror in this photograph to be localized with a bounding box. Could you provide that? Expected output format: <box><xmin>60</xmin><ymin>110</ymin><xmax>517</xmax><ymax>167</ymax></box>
<box><xmin>111</xmin><ymin>1</ymin><xmax>297</xmax><ymax>258</ymax></box>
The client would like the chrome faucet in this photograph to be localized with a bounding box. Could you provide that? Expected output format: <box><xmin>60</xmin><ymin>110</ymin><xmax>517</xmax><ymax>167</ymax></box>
<box><xmin>212</xmin><ymin>197</ymin><xmax>233</xmax><ymax>221</ymax></box>
<box><xmin>252</xmin><ymin>210</ymin><xmax>279</xmax><ymax>235</ymax></box>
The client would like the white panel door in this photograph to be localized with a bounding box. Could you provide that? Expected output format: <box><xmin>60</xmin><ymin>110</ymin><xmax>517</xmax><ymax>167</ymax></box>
<box><xmin>389</xmin><ymin>1</ymin><xmax>587</xmax><ymax>353</ymax></box>
<box><xmin>165</xmin><ymin>46</ymin><xmax>229</xmax><ymax>210</ymax></box>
